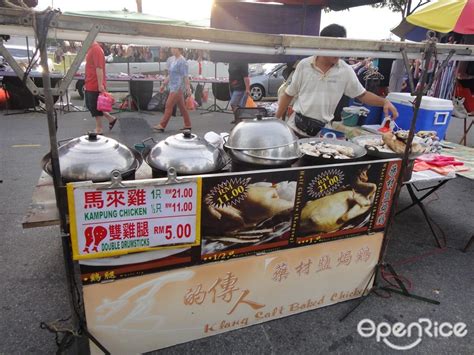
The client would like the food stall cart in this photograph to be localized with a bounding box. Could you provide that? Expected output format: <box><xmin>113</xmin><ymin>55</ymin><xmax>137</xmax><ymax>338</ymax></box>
<box><xmin>1</xmin><ymin>7</ymin><xmax>473</xmax><ymax>354</ymax></box>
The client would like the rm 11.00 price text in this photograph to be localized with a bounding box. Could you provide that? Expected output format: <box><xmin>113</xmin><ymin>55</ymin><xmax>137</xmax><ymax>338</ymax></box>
<box><xmin>165</xmin><ymin>202</ymin><xmax>193</xmax><ymax>213</ymax></box>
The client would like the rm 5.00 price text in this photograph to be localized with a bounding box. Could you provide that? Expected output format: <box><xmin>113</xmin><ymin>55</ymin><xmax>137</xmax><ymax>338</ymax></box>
<box><xmin>154</xmin><ymin>224</ymin><xmax>192</xmax><ymax>240</ymax></box>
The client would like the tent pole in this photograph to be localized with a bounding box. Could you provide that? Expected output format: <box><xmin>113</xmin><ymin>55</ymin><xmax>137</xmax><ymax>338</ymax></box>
<box><xmin>36</xmin><ymin>11</ymin><xmax>90</xmax><ymax>353</ymax></box>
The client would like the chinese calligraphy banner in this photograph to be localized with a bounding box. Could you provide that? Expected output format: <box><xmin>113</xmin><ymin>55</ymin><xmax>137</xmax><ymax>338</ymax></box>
<box><xmin>67</xmin><ymin>180</ymin><xmax>202</xmax><ymax>260</ymax></box>
<box><xmin>83</xmin><ymin>232</ymin><xmax>383</xmax><ymax>354</ymax></box>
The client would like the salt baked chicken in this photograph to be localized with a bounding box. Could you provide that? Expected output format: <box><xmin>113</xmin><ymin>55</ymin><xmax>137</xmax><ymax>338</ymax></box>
<box><xmin>207</xmin><ymin>204</ymin><xmax>245</xmax><ymax>231</ymax></box>
<box><xmin>300</xmin><ymin>168</ymin><xmax>377</xmax><ymax>233</ymax></box>
<box><xmin>240</xmin><ymin>185</ymin><xmax>294</xmax><ymax>223</ymax></box>
<box><xmin>382</xmin><ymin>131</ymin><xmax>425</xmax><ymax>155</ymax></box>
<box><xmin>205</xmin><ymin>183</ymin><xmax>295</xmax><ymax>233</ymax></box>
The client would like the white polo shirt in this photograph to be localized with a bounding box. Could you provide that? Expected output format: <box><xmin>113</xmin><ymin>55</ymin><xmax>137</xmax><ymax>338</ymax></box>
<box><xmin>285</xmin><ymin>56</ymin><xmax>366</xmax><ymax>123</ymax></box>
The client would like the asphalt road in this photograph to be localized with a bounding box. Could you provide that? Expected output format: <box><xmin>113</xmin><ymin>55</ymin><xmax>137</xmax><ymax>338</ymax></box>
<box><xmin>0</xmin><ymin>94</ymin><xmax>473</xmax><ymax>354</ymax></box>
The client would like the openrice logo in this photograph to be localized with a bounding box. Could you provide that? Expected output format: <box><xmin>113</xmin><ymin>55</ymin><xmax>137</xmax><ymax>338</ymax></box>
<box><xmin>357</xmin><ymin>318</ymin><xmax>468</xmax><ymax>351</ymax></box>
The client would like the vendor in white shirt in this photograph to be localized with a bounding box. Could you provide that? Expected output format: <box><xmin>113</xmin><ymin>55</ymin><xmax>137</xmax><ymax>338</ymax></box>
<box><xmin>275</xmin><ymin>24</ymin><xmax>399</xmax><ymax>137</ymax></box>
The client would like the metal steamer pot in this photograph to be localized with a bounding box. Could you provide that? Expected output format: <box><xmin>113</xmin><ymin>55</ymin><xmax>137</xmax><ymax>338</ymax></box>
<box><xmin>224</xmin><ymin>116</ymin><xmax>302</xmax><ymax>168</ymax></box>
<box><xmin>143</xmin><ymin>131</ymin><xmax>228</xmax><ymax>177</ymax></box>
<box><xmin>41</xmin><ymin>132</ymin><xmax>142</xmax><ymax>182</ymax></box>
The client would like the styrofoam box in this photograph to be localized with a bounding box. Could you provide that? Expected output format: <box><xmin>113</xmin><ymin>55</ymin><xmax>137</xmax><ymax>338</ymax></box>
<box><xmin>387</xmin><ymin>92</ymin><xmax>453</xmax><ymax>138</ymax></box>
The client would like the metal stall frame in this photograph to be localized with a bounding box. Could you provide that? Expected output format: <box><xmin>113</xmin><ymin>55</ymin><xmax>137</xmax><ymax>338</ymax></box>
<box><xmin>1</xmin><ymin>7</ymin><xmax>473</xmax><ymax>354</ymax></box>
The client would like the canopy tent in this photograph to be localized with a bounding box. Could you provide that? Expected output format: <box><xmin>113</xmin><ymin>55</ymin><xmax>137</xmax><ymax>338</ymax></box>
<box><xmin>210</xmin><ymin>0</ymin><xmax>385</xmax><ymax>62</ymax></box>
<box><xmin>210</xmin><ymin>1</ymin><xmax>322</xmax><ymax>63</ymax></box>
<box><xmin>252</xmin><ymin>0</ymin><xmax>384</xmax><ymax>11</ymax></box>
<box><xmin>391</xmin><ymin>0</ymin><xmax>474</xmax><ymax>41</ymax></box>
<box><xmin>64</xmin><ymin>10</ymin><xmax>208</xmax><ymax>27</ymax></box>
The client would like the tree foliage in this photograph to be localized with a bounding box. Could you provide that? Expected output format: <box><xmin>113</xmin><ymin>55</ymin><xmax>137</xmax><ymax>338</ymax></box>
<box><xmin>372</xmin><ymin>0</ymin><xmax>432</xmax><ymax>18</ymax></box>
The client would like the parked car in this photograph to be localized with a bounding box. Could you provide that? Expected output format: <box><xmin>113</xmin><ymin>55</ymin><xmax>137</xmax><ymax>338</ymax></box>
<box><xmin>249</xmin><ymin>63</ymin><xmax>286</xmax><ymax>101</ymax></box>
<box><xmin>0</xmin><ymin>44</ymin><xmax>54</xmax><ymax>73</ymax></box>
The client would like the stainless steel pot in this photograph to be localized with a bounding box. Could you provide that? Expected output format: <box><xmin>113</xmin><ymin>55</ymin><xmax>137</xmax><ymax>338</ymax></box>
<box><xmin>144</xmin><ymin>131</ymin><xmax>228</xmax><ymax>175</ymax></box>
<box><xmin>41</xmin><ymin>132</ymin><xmax>142</xmax><ymax>182</ymax></box>
<box><xmin>224</xmin><ymin>116</ymin><xmax>301</xmax><ymax>166</ymax></box>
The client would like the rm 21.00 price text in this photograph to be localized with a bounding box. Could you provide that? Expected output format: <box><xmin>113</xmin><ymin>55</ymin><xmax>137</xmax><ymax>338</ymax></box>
<box><xmin>165</xmin><ymin>187</ymin><xmax>194</xmax><ymax>199</ymax></box>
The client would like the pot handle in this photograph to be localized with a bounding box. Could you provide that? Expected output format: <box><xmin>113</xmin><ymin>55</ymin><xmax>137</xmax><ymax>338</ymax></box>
<box><xmin>365</xmin><ymin>144</ymin><xmax>381</xmax><ymax>153</ymax></box>
<box><xmin>57</xmin><ymin>137</ymin><xmax>74</xmax><ymax>146</ymax></box>
<box><xmin>142</xmin><ymin>137</ymin><xmax>156</xmax><ymax>145</ymax></box>
<box><xmin>224</xmin><ymin>140</ymin><xmax>299</xmax><ymax>151</ymax></box>
<box><xmin>239</xmin><ymin>150</ymin><xmax>303</xmax><ymax>161</ymax></box>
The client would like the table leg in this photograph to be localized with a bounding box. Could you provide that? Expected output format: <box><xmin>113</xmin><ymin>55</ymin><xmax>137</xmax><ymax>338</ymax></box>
<box><xmin>459</xmin><ymin>118</ymin><xmax>473</xmax><ymax>146</ymax></box>
<box><xmin>396</xmin><ymin>180</ymin><xmax>449</xmax><ymax>215</ymax></box>
<box><xmin>405</xmin><ymin>184</ymin><xmax>446</xmax><ymax>248</ymax></box>
<box><xmin>462</xmin><ymin>235</ymin><xmax>473</xmax><ymax>252</ymax></box>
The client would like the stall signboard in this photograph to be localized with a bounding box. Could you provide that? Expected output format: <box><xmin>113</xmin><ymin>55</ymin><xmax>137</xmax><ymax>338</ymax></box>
<box><xmin>78</xmin><ymin>159</ymin><xmax>400</xmax><ymax>283</ymax></box>
<box><xmin>83</xmin><ymin>232</ymin><xmax>383</xmax><ymax>354</ymax></box>
<box><xmin>67</xmin><ymin>179</ymin><xmax>202</xmax><ymax>260</ymax></box>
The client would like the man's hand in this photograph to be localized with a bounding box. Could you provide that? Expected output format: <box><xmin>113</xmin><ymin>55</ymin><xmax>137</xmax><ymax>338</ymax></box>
<box><xmin>383</xmin><ymin>99</ymin><xmax>399</xmax><ymax>119</ymax></box>
<box><xmin>98</xmin><ymin>84</ymin><xmax>105</xmax><ymax>93</ymax></box>
<box><xmin>358</xmin><ymin>91</ymin><xmax>399</xmax><ymax>120</ymax></box>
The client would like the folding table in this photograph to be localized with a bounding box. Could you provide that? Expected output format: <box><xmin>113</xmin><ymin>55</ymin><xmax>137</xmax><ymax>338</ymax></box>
<box><xmin>397</xmin><ymin>170</ymin><xmax>455</xmax><ymax>248</ymax></box>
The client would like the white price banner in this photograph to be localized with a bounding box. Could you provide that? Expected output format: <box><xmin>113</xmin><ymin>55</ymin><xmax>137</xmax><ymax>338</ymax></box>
<box><xmin>67</xmin><ymin>180</ymin><xmax>201</xmax><ymax>260</ymax></box>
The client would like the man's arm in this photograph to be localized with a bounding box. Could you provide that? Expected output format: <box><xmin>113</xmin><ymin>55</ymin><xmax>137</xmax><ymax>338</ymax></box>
<box><xmin>276</xmin><ymin>92</ymin><xmax>294</xmax><ymax>119</ymax></box>
<box><xmin>96</xmin><ymin>67</ymin><xmax>105</xmax><ymax>92</ymax></box>
<box><xmin>185</xmin><ymin>76</ymin><xmax>191</xmax><ymax>96</ymax></box>
<box><xmin>357</xmin><ymin>91</ymin><xmax>399</xmax><ymax>119</ymax></box>
<box><xmin>244</xmin><ymin>76</ymin><xmax>250</xmax><ymax>97</ymax></box>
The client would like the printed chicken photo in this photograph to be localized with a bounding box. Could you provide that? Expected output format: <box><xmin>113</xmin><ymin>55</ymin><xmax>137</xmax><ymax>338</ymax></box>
<box><xmin>202</xmin><ymin>181</ymin><xmax>297</xmax><ymax>254</ymax></box>
<box><xmin>300</xmin><ymin>167</ymin><xmax>377</xmax><ymax>234</ymax></box>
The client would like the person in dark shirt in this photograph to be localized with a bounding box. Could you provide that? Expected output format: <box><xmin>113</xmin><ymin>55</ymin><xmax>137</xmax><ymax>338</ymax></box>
<box><xmin>228</xmin><ymin>62</ymin><xmax>250</xmax><ymax>123</ymax></box>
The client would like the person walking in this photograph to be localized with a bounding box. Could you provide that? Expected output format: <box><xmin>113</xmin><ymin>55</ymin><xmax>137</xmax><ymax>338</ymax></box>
<box><xmin>153</xmin><ymin>48</ymin><xmax>192</xmax><ymax>132</ymax></box>
<box><xmin>228</xmin><ymin>61</ymin><xmax>250</xmax><ymax>123</ymax></box>
<box><xmin>84</xmin><ymin>41</ymin><xmax>117</xmax><ymax>134</ymax></box>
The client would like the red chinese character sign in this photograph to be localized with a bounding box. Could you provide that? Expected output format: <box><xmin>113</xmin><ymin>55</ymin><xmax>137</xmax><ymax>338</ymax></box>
<box><xmin>67</xmin><ymin>180</ymin><xmax>202</xmax><ymax>260</ymax></box>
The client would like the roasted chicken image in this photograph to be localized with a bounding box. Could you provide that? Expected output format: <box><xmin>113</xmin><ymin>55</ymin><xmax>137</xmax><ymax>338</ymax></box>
<box><xmin>240</xmin><ymin>185</ymin><xmax>295</xmax><ymax>223</ymax></box>
<box><xmin>203</xmin><ymin>181</ymin><xmax>296</xmax><ymax>243</ymax></box>
<box><xmin>300</xmin><ymin>168</ymin><xmax>377</xmax><ymax>234</ymax></box>
<box><xmin>206</xmin><ymin>204</ymin><xmax>245</xmax><ymax>231</ymax></box>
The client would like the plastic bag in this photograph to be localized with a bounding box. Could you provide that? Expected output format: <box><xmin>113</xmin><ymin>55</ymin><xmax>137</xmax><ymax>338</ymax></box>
<box><xmin>185</xmin><ymin>95</ymin><xmax>196</xmax><ymax>111</ymax></box>
<box><xmin>97</xmin><ymin>92</ymin><xmax>115</xmax><ymax>112</ymax></box>
<box><xmin>202</xmin><ymin>88</ymin><xmax>209</xmax><ymax>103</ymax></box>
<box><xmin>245</xmin><ymin>96</ymin><xmax>257</xmax><ymax>108</ymax></box>
<box><xmin>147</xmin><ymin>90</ymin><xmax>169</xmax><ymax>112</ymax></box>
<box><xmin>194</xmin><ymin>84</ymin><xmax>204</xmax><ymax>107</ymax></box>
<box><xmin>119</xmin><ymin>97</ymin><xmax>137</xmax><ymax>111</ymax></box>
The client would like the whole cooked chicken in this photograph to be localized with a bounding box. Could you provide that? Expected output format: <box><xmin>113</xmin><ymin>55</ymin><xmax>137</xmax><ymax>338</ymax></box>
<box><xmin>240</xmin><ymin>185</ymin><xmax>295</xmax><ymax>223</ymax></box>
<box><xmin>382</xmin><ymin>132</ymin><xmax>425</xmax><ymax>155</ymax></box>
<box><xmin>204</xmin><ymin>182</ymin><xmax>296</xmax><ymax>235</ymax></box>
<box><xmin>300</xmin><ymin>168</ymin><xmax>377</xmax><ymax>233</ymax></box>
